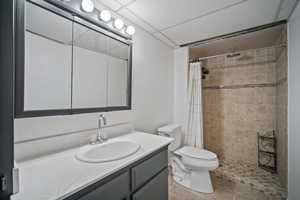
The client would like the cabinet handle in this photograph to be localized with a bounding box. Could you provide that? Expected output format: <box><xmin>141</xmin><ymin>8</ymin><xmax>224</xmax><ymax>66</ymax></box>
<box><xmin>132</xmin><ymin>170</ymin><xmax>136</xmax><ymax>188</ymax></box>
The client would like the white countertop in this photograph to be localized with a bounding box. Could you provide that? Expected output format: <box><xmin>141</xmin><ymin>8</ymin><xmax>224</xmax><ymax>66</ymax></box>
<box><xmin>11</xmin><ymin>132</ymin><xmax>173</xmax><ymax>200</ymax></box>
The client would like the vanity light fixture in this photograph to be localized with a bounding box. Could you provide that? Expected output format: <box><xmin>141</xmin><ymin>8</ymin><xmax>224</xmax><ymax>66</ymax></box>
<box><xmin>99</xmin><ymin>10</ymin><xmax>112</xmax><ymax>22</ymax></box>
<box><xmin>126</xmin><ymin>25</ymin><xmax>135</xmax><ymax>35</ymax></box>
<box><xmin>81</xmin><ymin>0</ymin><xmax>94</xmax><ymax>13</ymax></box>
<box><xmin>80</xmin><ymin>1</ymin><xmax>134</xmax><ymax>36</ymax></box>
<box><xmin>114</xmin><ymin>18</ymin><xmax>124</xmax><ymax>30</ymax></box>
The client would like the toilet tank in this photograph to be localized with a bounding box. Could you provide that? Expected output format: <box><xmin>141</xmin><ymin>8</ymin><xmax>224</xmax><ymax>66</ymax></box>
<box><xmin>158</xmin><ymin>124</ymin><xmax>182</xmax><ymax>151</ymax></box>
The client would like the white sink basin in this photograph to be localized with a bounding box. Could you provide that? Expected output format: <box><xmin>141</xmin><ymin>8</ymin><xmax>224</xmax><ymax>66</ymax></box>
<box><xmin>76</xmin><ymin>141</ymin><xmax>140</xmax><ymax>163</ymax></box>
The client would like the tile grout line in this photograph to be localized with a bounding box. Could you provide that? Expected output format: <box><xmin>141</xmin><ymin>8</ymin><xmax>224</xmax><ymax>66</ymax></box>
<box><xmin>158</xmin><ymin>0</ymin><xmax>248</xmax><ymax>32</ymax></box>
<box><xmin>274</xmin><ymin>0</ymin><xmax>285</xmax><ymax>21</ymax></box>
<box><xmin>117</xmin><ymin>7</ymin><xmax>178</xmax><ymax>47</ymax></box>
<box><xmin>115</xmin><ymin>0</ymin><xmax>136</xmax><ymax>12</ymax></box>
<box><xmin>95</xmin><ymin>1</ymin><xmax>177</xmax><ymax>48</ymax></box>
<box><xmin>121</xmin><ymin>7</ymin><xmax>178</xmax><ymax>46</ymax></box>
<box><xmin>203</xmin><ymin>82</ymin><xmax>277</xmax><ymax>90</ymax></box>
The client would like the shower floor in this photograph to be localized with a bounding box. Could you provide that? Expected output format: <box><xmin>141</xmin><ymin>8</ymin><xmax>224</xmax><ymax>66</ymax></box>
<box><xmin>169</xmin><ymin>161</ymin><xmax>287</xmax><ymax>200</ymax></box>
<box><xmin>213</xmin><ymin>161</ymin><xmax>287</xmax><ymax>199</ymax></box>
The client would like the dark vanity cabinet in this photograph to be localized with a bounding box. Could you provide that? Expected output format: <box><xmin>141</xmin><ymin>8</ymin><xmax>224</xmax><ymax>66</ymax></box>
<box><xmin>131</xmin><ymin>150</ymin><xmax>168</xmax><ymax>191</ymax></box>
<box><xmin>78</xmin><ymin>172</ymin><xmax>130</xmax><ymax>200</ymax></box>
<box><xmin>65</xmin><ymin>148</ymin><xmax>168</xmax><ymax>200</ymax></box>
<box><xmin>132</xmin><ymin>169</ymin><xmax>168</xmax><ymax>200</ymax></box>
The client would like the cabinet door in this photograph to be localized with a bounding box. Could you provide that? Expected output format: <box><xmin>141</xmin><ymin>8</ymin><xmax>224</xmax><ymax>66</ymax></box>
<box><xmin>24</xmin><ymin>2</ymin><xmax>72</xmax><ymax>111</ymax></box>
<box><xmin>72</xmin><ymin>22</ymin><xmax>108</xmax><ymax>109</ymax></box>
<box><xmin>107</xmin><ymin>37</ymin><xmax>130</xmax><ymax>107</ymax></box>
<box><xmin>132</xmin><ymin>169</ymin><xmax>168</xmax><ymax>200</ymax></box>
<box><xmin>131</xmin><ymin>150</ymin><xmax>167</xmax><ymax>191</ymax></box>
<box><xmin>78</xmin><ymin>172</ymin><xmax>129</xmax><ymax>200</ymax></box>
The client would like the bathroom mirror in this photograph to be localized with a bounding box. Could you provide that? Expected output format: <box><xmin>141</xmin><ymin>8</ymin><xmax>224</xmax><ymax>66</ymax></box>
<box><xmin>107</xmin><ymin>32</ymin><xmax>130</xmax><ymax>107</ymax></box>
<box><xmin>23</xmin><ymin>2</ymin><xmax>73</xmax><ymax>111</ymax></box>
<box><xmin>72</xmin><ymin>22</ymin><xmax>108</xmax><ymax>109</ymax></box>
<box><xmin>72</xmin><ymin>21</ymin><xmax>131</xmax><ymax>110</ymax></box>
<box><xmin>15</xmin><ymin>1</ymin><xmax>132</xmax><ymax>118</ymax></box>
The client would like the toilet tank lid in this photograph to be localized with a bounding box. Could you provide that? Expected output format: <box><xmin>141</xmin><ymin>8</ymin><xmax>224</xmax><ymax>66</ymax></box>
<box><xmin>158</xmin><ymin>124</ymin><xmax>181</xmax><ymax>133</ymax></box>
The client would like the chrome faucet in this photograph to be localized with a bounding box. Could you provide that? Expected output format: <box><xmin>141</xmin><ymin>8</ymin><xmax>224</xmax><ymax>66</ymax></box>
<box><xmin>91</xmin><ymin>114</ymin><xmax>107</xmax><ymax>145</ymax></box>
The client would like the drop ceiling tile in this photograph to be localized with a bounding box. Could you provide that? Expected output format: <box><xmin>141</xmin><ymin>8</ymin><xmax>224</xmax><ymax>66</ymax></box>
<box><xmin>153</xmin><ymin>32</ymin><xmax>177</xmax><ymax>48</ymax></box>
<box><xmin>126</xmin><ymin>0</ymin><xmax>244</xmax><ymax>30</ymax></box>
<box><xmin>96</xmin><ymin>0</ymin><xmax>122</xmax><ymax>11</ymax></box>
<box><xmin>276</xmin><ymin>0</ymin><xmax>299</xmax><ymax>20</ymax></box>
<box><xmin>162</xmin><ymin>0</ymin><xmax>281</xmax><ymax>45</ymax></box>
<box><xmin>116</xmin><ymin>0</ymin><xmax>136</xmax><ymax>6</ymax></box>
<box><xmin>118</xmin><ymin>8</ymin><xmax>157</xmax><ymax>33</ymax></box>
<box><xmin>93</xmin><ymin>0</ymin><xmax>108</xmax><ymax>10</ymax></box>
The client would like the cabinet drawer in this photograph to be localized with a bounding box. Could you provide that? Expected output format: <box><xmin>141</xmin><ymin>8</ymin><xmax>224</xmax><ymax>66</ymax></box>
<box><xmin>132</xmin><ymin>169</ymin><xmax>168</xmax><ymax>200</ymax></box>
<box><xmin>131</xmin><ymin>150</ymin><xmax>168</xmax><ymax>191</ymax></box>
<box><xmin>78</xmin><ymin>171</ymin><xmax>129</xmax><ymax>200</ymax></box>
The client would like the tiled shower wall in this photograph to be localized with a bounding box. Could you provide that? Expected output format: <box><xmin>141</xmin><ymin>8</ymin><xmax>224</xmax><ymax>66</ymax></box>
<box><xmin>275</xmin><ymin>27</ymin><xmax>288</xmax><ymax>188</ymax></box>
<box><xmin>202</xmin><ymin>48</ymin><xmax>277</xmax><ymax>166</ymax></box>
<box><xmin>202</xmin><ymin>30</ymin><xmax>288</xmax><ymax>189</ymax></box>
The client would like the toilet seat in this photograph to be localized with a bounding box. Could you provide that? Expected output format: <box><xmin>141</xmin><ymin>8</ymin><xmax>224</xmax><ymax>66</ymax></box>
<box><xmin>176</xmin><ymin>146</ymin><xmax>217</xmax><ymax>161</ymax></box>
<box><xmin>174</xmin><ymin>146</ymin><xmax>219</xmax><ymax>170</ymax></box>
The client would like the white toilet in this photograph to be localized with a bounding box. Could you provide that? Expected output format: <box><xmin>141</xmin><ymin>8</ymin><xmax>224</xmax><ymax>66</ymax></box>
<box><xmin>158</xmin><ymin>124</ymin><xmax>219</xmax><ymax>193</ymax></box>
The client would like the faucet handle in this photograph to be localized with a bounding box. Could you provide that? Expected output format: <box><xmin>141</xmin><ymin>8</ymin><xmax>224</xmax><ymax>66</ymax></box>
<box><xmin>99</xmin><ymin>114</ymin><xmax>107</xmax><ymax>125</ymax></box>
<box><xmin>89</xmin><ymin>134</ymin><xmax>98</xmax><ymax>145</ymax></box>
<box><xmin>101</xmin><ymin>132</ymin><xmax>108</xmax><ymax>140</ymax></box>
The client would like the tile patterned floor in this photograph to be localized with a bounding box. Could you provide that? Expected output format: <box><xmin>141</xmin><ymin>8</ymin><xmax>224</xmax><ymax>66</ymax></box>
<box><xmin>169</xmin><ymin>161</ymin><xmax>287</xmax><ymax>200</ymax></box>
<box><xmin>214</xmin><ymin>161</ymin><xmax>287</xmax><ymax>199</ymax></box>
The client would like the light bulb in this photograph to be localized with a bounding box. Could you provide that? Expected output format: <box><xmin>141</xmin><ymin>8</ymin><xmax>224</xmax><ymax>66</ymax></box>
<box><xmin>99</xmin><ymin>10</ymin><xmax>111</xmax><ymax>22</ymax></box>
<box><xmin>126</xmin><ymin>25</ymin><xmax>135</xmax><ymax>35</ymax></box>
<box><xmin>114</xmin><ymin>18</ymin><xmax>124</xmax><ymax>30</ymax></box>
<box><xmin>81</xmin><ymin>0</ymin><xmax>94</xmax><ymax>13</ymax></box>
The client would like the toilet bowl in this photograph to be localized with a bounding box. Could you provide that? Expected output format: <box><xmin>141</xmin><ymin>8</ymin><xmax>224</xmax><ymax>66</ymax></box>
<box><xmin>173</xmin><ymin>146</ymin><xmax>218</xmax><ymax>193</ymax></box>
<box><xmin>158</xmin><ymin>124</ymin><xmax>219</xmax><ymax>193</ymax></box>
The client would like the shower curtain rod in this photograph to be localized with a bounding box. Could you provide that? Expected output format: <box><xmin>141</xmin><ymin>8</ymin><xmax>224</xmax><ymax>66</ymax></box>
<box><xmin>189</xmin><ymin>43</ymin><xmax>286</xmax><ymax>63</ymax></box>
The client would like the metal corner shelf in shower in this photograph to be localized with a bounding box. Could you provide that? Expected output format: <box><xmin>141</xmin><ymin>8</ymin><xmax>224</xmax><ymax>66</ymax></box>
<box><xmin>257</xmin><ymin>130</ymin><xmax>277</xmax><ymax>173</ymax></box>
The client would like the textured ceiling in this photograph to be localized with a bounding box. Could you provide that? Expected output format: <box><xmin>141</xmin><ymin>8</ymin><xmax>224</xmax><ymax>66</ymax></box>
<box><xmin>95</xmin><ymin>0</ymin><xmax>299</xmax><ymax>48</ymax></box>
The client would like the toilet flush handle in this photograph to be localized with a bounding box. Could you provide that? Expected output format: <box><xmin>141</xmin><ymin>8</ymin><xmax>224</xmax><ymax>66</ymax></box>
<box><xmin>165</xmin><ymin>133</ymin><xmax>171</xmax><ymax>137</ymax></box>
<box><xmin>162</xmin><ymin>133</ymin><xmax>171</xmax><ymax>137</ymax></box>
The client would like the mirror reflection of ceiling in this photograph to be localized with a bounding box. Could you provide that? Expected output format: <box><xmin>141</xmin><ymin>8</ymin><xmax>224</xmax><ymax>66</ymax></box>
<box><xmin>108</xmin><ymin>39</ymin><xmax>129</xmax><ymax>60</ymax></box>
<box><xmin>189</xmin><ymin>25</ymin><xmax>285</xmax><ymax>59</ymax></box>
<box><xmin>26</xmin><ymin>2</ymin><xmax>129</xmax><ymax>61</ymax></box>
<box><xmin>73</xmin><ymin>24</ymin><xmax>107</xmax><ymax>54</ymax></box>
<box><xmin>73</xmin><ymin>24</ymin><xmax>129</xmax><ymax>60</ymax></box>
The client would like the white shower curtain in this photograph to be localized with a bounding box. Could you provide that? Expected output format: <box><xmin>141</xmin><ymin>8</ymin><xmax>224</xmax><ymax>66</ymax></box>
<box><xmin>184</xmin><ymin>61</ymin><xmax>204</xmax><ymax>148</ymax></box>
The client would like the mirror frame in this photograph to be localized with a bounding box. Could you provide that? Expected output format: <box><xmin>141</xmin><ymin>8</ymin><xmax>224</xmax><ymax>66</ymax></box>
<box><xmin>15</xmin><ymin>0</ymin><xmax>132</xmax><ymax>118</ymax></box>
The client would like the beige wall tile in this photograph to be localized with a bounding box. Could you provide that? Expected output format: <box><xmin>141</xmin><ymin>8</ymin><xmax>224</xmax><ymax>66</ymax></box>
<box><xmin>202</xmin><ymin>31</ymin><xmax>288</xmax><ymax>188</ymax></box>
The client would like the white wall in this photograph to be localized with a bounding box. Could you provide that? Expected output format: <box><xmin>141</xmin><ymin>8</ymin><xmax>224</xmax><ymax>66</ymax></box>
<box><xmin>15</xmin><ymin>27</ymin><xmax>174</xmax><ymax>160</ymax></box>
<box><xmin>131</xmin><ymin>27</ymin><xmax>174</xmax><ymax>133</ymax></box>
<box><xmin>288</xmin><ymin>2</ymin><xmax>300</xmax><ymax>199</ymax></box>
<box><xmin>173</xmin><ymin>47</ymin><xmax>189</xmax><ymax>128</ymax></box>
